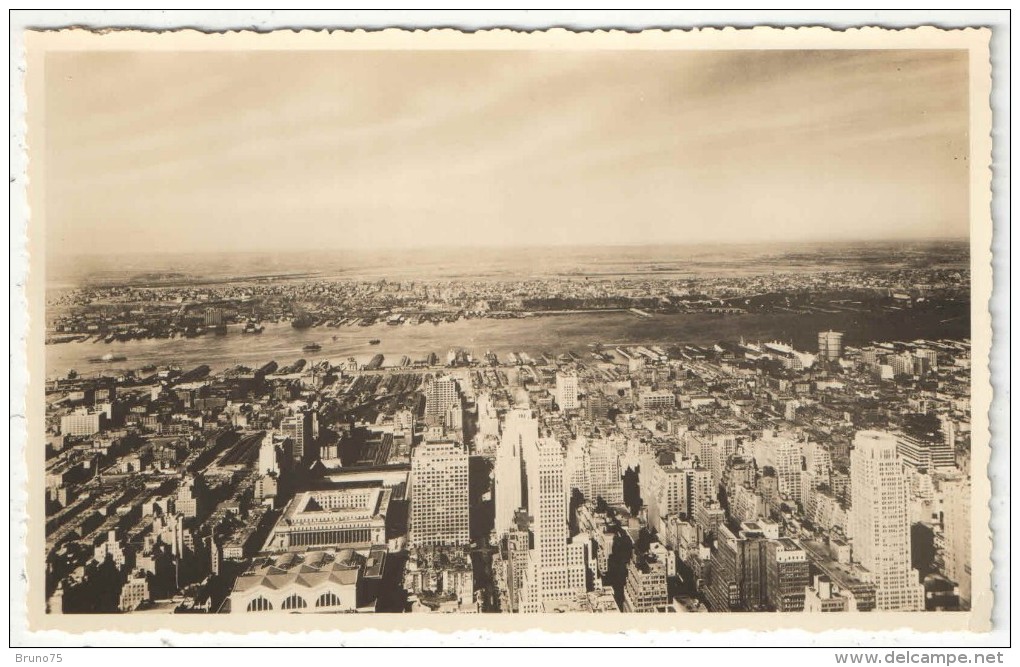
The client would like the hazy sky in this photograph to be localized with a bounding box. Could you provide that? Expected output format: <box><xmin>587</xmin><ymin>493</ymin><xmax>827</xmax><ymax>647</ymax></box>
<box><xmin>44</xmin><ymin>49</ymin><xmax>970</xmax><ymax>255</ymax></box>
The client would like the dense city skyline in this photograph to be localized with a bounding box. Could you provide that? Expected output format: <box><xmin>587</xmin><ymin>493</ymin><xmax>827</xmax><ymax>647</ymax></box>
<box><xmin>42</xmin><ymin>244</ymin><xmax>974</xmax><ymax>615</ymax></box>
<box><xmin>45</xmin><ymin>49</ymin><xmax>969</xmax><ymax>255</ymax></box>
<box><xmin>28</xmin><ymin>24</ymin><xmax>989</xmax><ymax>627</ymax></box>
<box><xmin>18</xmin><ymin>15</ymin><xmax>1002</xmax><ymax>650</ymax></box>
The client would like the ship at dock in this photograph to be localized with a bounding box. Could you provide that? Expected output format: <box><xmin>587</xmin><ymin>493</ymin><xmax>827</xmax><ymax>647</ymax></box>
<box><xmin>88</xmin><ymin>353</ymin><xmax>127</xmax><ymax>364</ymax></box>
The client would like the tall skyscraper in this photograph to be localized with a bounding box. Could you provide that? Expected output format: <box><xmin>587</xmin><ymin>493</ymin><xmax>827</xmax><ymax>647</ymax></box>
<box><xmin>680</xmin><ymin>460</ymin><xmax>714</xmax><ymax>520</ymax></box>
<box><xmin>410</xmin><ymin>440</ymin><xmax>470</xmax><ymax>547</ymax></box>
<box><xmin>424</xmin><ymin>375</ymin><xmax>461</xmax><ymax>427</ymax></box>
<box><xmin>941</xmin><ymin>475</ymin><xmax>971</xmax><ymax>608</ymax></box>
<box><xmin>584</xmin><ymin>391</ymin><xmax>609</xmax><ymax>421</ymax></box>
<box><xmin>494</xmin><ymin>409</ymin><xmax>537</xmax><ymax>538</ymax></box>
<box><xmin>517</xmin><ymin>436</ymin><xmax>587</xmax><ymax>612</ymax></box>
<box><xmin>281</xmin><ymin>410</ymin><xmax>315</xmax><ymax>463</ymax></box>
<box><xmin>767</xmin><ymin>434</ymin><xmax>805</xmax><ymax>505</ymax></box>
<box><xmin>555</xmin><ymin>372</ymin><xmax>579</xmax><ymax>411</ymax></box>
<box><xmin>850</xmin><ymin>430</ymin><xmax>925</xmax><ymax>611</ymax></box>
<box><xmin>706</xmin><ymin>523</ymin><xmax>767</xmax><ymax>612</ymax></box>
<box><xmin>476</xmin><ymin>392</ymin><xmax>501</xmax><ymax>441</ymax></box>
<box><xmin>564</xmin><ymin>438</ymin><xmax>589</xmax><ymax>501</ymax></box>
<box><xmin>818</xmin><ymin>330</ymin><xmax>844</xmax><ymax>361</ymax></box>
<box><xmin>642</xmin><ymin>456</ymin><xmax>688</xmax><ymax>533</ymax></box>
<box><xmin>175</xmin><ymin>474</ymin><xmax>205</xmax><ymax>519</ymax></box>
<box><xmin>258</xmin><ymin>433</ymin><xmax>281</xmax><ymax>476</ymax></box>
<box><xmin>565</xmin><ymin>436</ymin><xmax>623</xmax><ymax>507</ymax></box>
<box><xmin>764</xmin><ymin>538</ymin><xmax>811</xmax><ymax>611</ymax></box>
<box><xmin>587</xmin><ymin>437</ymin><xmax>623</xmax><ymax>505</ymax></box>
<box><xmin>502</xmin><ymin>509</ymin><xmax>532</xmax><ymax>613</ymax></box>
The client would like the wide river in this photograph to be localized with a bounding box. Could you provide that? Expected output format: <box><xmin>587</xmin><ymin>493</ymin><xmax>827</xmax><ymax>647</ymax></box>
<box><xmin>47</xmin><ymin>307</ymin><xmax>969</xmax><ymax>379</ymax></box>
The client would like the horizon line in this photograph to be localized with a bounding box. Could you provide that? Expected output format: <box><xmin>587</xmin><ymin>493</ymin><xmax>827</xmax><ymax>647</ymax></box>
<box><xmin>51</xmin><ymin>235</ymin><xmax>971</xmax><ymax>259</ymax></box>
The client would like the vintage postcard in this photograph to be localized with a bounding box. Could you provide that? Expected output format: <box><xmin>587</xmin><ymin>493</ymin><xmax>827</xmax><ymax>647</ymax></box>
<box><xmin>16</xmin><ymin>25</ymin><xmax>995</xmax><ymax>640</ymax></box>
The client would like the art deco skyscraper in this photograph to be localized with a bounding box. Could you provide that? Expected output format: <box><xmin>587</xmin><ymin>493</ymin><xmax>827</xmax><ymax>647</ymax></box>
<box><xmin>517</xmin><ymin>436</ymin><xmax>587</xmax><ymax>612</ymax></box>
<box><xmin>424</xmin><ymin>375</ymin><xmax>461</xmax><ymax>428</ymax></box>
<box><xmin>555</xmin><ymin>372</ymin><xmax>579</xmax><ymax>411</ymax></box>
<box><xmin>494</xmin><ymin>409</ymin><xmax>538</xmax><ymax>538</ymax></box>
<box><xmin>850</xmin><ymin>430</ymin><xmax>925</xmax><ymax>611</ymax></box>
<box><xmin>410</xmin><ymin>440</ymin><xmax>470</xmax><ymax>547</ymax></box>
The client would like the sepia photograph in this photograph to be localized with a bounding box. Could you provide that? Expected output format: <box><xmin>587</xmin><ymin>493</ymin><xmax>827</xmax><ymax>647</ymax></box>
<box><xmin>14</xmin><ymin>21</ymin><xmax>999</xmax><ymax>645</ymax></box>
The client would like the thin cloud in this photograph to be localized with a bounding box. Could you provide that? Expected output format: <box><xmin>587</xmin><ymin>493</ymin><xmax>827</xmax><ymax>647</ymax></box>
<box><xmin>44</xmin><ymin>49</ymin><xmax>970</xmax><ymax>255</ymax></box>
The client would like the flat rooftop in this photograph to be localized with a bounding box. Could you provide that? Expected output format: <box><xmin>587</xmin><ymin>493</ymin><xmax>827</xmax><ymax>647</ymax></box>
<box><xmin>281</xmin><ymin>487</ymin><xmax>391</xmax><ymax>525</ymax></box>
<box><xmin>802</xmin><ymin>540</ymin><xmax>874</xmax><ymax>590</ymax></box>
<box><xmin>776</xmin><ymin>537</ymin><xmax>803</xmax><ymax>551</ymax></box>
